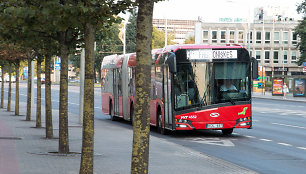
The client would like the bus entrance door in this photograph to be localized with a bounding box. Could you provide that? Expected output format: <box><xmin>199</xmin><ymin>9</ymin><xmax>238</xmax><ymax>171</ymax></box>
<box><xmin>163</xmin><ymin>66</ymin><xmax>173</xmax><ymax>130</ymax></box>
<box><xmin>113</xmin><ymin>69</ymin><xmax>120</xmax><ymax>116</ymax></box>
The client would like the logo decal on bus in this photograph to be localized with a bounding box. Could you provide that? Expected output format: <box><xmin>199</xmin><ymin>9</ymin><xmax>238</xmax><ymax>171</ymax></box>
<box><xmin>210</xmin><ymin>113</ymin><xmax>220</xmax><ymax>118</ymax></box>
<box><xmin>238</xmin><ymin>107</ymin><xmax>248</xmax><ymax>115</ymax></box>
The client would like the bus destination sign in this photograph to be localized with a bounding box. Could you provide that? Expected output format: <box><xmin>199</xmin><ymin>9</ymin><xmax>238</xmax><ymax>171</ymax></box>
<box><xmin>187</xmin><ymin>49</ymin><xmax>237</xmax><ymax>60</ymax></box>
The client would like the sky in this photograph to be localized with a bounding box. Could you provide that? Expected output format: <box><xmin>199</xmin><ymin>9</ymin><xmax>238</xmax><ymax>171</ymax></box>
<box><xmin>152</xmin><ymin>0</ymin><xmax>304</xmax><ymax>22</ymax></box>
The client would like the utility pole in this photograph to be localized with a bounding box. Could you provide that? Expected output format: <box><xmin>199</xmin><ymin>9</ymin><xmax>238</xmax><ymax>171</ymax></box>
<box><xmin>165</xmin><ymin>18</ymin><xmax>167</xmax><ymax>47</ymax></box>
<box><xmin>79</xmin><ymin>48</ymin><xmax>85</xmax><ymax>124</ymax></box>
<box><xmin>31</xmin><ymin>60</ymin><xmax>34</xmax><ymax>109</ymax></box>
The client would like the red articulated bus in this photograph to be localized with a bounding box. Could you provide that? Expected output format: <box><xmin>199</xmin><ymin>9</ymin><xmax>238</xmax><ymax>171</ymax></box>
<box><xmin>101</xmin><ymin>44</ymin><xmax>258</xmax><ymax>135</ymax></box>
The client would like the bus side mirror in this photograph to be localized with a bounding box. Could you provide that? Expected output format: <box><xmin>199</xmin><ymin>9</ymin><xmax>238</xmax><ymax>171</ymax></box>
<box><xmin>165</xmin><ymin>52</ymin><xmax>177</xmax><ymax>73</ymax></box>
<box><xmin>251</xmin><ymin>57</ymin><xmax>258</xmax><ymax>79</ymax></box>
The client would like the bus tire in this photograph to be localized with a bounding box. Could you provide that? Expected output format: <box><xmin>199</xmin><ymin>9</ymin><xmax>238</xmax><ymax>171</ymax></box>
<box><xmin>157</xmin><ymin>110</ymin><xmax>166</xmax><ymax>135</ymax></box>
<box><xmin>222</xmin><ymin>128</ymin><xmax>233</xmax><ymax>135</ymax></box>
<box><xmin>109</xmin><ymin>101</ymin><xmax>117</xmax><ymax>121</ymax></box>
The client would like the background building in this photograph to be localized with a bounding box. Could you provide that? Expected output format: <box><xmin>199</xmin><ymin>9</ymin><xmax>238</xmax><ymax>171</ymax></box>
<box><xmin>152</xmin><ymin>18</ymin><xmax>199</xmax><ymax>44</ymax></box>
<box><xmin>194</xmin><ymin>6</ymin><xmax>303</xmax><ymax>80</ymax></box>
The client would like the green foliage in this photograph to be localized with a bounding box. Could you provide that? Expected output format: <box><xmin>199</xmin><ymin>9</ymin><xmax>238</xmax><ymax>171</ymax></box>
<box><xmin>295</xmin><ymin>1</ymin><xmax>306</xmax><ymax>65</ymax></box>
<box><xmin>69</xmin><ymin>23</ymin><xmax>122</xmax><ymax>78</ymax></box>
<box><xmin>127</xmin><ymin>10</ymin><xmax>175</xmax><ymax>51</ymax></box>
<box><xmin>184</xmin><ymin>35</ymin><xmax>195</xmax><ymax>44</ymax></box>
<box><xmin>152</xmin><ymin>27</ymin><xmax>175</xmax><ymax>49</ymax></box>
<box><xmin>126</xmin><ymin>9</ymin><xmax>137</xmax><ymax>53</ymax></box>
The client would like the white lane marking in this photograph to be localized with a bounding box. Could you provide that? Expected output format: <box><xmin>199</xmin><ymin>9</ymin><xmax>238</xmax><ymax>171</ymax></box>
<box><xmin>277</xmin><ymin>143</ymin><xmax>292</xmax><ymax>147</ymax></box>
<box><xmin>272</xmin><ymin>122</ymin><xmax>306</xmax><ymax>130</ymax></box>
<box><xmin>188</xmin><ymin>138</ymin><xmax>235</xmax><ymax>147</ymax></box>
<box><xmin>245</xmin><ymin>135</ymin><xmax>256</xmax><ymax>138</ymax></box>
<box><xmin>68</xmin><ymin>102</ymin><xmax>78</xmax><ymax>105</ymax></box>
<box><xmin>260</xmin><ymin>139</ymin><xmax>272</xmax><ymax>142</ymax></box>
<box><xmin>297</xmin><ymin>147</ymin><xmax>306</xmax><ymax>150</ymax></box>
<box><xmin>280</xmin><ymin>113</ymin><xmax>288</xmax><ymax>115</ymax></box>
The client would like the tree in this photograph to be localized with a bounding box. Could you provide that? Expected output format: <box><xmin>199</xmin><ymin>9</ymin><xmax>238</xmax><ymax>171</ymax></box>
<box><xmin>126</xmin><ymin>10</ymin><xmax>137</xmax><ymax>53</ymax></box>
<box><xmin>69</xmin><ymin>24</ymin><xmax>123</xmax><ymax>83</ymax></box>
<box><xmin>95</xmin><ymin>24</ymin><xmax>123</xmax><ymax>82</ymax></box>
<box><xmin>78</xmin><ymin>1</ymin><xmax>135</xmax><ymax>173</ymax></box>
<box><xmin>0</xmin><ymin>43</ymin><xmax>28</xmax><ymax>115</ymax></box>
<box><xmin>126</xmin><ymin>11</ymin><xmax>175</xmax><ymax>51</ymax></box>
<box><xmin>295</xmin><ymin>1</ymin><xmax>306</xmax><ymax>65</ymax></box>
<box><xmin>36</xmin><ymin>56</ymin><xmax>43</xmax><ymax>128</ymax></box>
<box><xmin>184</xmin><ymin>35</ymin><xmax>195</xmax><ymax>44</ymax></box>
<box><xmin>131</xmin><ymin>0</ymin><xmax>154</xmax><ymax>173</ymax></box>
<box><xmin>152</xmin><ymin>27</ymin><xmax>175</xmax><ymax>49</ymax></box>
<box><xmin>0</xmin><ymin>60</ymin><xmax>6</xmax><ymax>109</ymax></box>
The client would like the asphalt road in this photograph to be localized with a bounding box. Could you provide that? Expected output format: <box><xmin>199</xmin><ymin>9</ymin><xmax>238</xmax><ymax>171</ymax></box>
<box><xmin>3</xmin><ymin>82</ymin><xmax>306</xmax><ymax>174</ymax></box>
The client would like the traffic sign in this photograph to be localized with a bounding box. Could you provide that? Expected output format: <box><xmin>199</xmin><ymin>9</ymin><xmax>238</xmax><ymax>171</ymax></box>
<box><xmin>303</xmin><ymin>62</ymin><xmax>306</xmax><ymax>73</ymax></box>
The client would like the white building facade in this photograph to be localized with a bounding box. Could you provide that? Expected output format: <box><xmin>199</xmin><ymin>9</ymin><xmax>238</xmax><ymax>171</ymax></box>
<box><xmin>194</xmin><ymin>20</ymin><xmax>303</xmax><ymax>79</ymax></box>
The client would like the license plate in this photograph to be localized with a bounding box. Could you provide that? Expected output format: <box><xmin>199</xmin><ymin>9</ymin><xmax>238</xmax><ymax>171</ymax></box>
<box><xmin>207</xmin><ymin>124</ymin><xmax>223</xmax><ymax>129</ymax></box>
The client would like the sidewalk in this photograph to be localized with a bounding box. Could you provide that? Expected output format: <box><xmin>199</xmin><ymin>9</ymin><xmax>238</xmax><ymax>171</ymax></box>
<box><xmin>252</xmin><ymin>91</ymin><xmax>306</xmax><ymax>103</ymax></box>
<box><xmin>0</xmin><ymin>100</ymin><xmax>257</xmax><ymax>174</ymax></box>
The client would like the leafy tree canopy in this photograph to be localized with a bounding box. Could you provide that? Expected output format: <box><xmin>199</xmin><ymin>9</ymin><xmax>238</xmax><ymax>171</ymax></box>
<box><xmin>295</xmin><ymin>1</ymin><xmax>306</xmax><ymax>65</ymax></box>
<box><xmin>152</xmin><ymin>27</ymin><xmax>175</xmax><ymax>49</ymax></box>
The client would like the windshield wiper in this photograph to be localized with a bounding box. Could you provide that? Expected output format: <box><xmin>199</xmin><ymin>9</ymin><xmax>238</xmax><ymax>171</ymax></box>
<box><xmin>222</xmin><ymin>91</ymin><xmax>236</xmax><ymax>105</ymax></box>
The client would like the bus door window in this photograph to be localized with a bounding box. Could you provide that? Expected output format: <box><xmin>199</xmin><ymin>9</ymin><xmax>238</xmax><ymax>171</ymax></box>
<box><xmin>151</xmin><ymin>66</ymin><xmax>156</xmax><ymax>99</ymax></box>
<box><xmin>155</xmin><ymin>66</ymin><xmax>163</xmax><ymax>100</ymax></box>
<box><xmin>128</xmin><ymin>67</ymin><xmax>135</xmax><ymax>96</ymax></box>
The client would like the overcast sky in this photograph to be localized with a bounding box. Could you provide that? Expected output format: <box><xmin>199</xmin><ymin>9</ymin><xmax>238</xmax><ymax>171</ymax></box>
<box><xmin>152</xmin><ymin>0</ymin><xmax>304</xmax><ymax>22</ymax></box>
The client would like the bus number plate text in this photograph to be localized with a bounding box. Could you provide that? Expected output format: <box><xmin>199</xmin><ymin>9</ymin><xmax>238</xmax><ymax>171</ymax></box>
<box><xmin>207</xmin><ymin>124</ymin><xmax>223</xmax><ymax>129</ymax></box>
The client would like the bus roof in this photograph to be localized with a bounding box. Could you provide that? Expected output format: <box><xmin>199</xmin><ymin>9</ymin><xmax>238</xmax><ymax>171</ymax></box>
<box><xmin>101</xmin><ymin>44</ymin><xmax>246</xmax><ymax>69</ymax></box>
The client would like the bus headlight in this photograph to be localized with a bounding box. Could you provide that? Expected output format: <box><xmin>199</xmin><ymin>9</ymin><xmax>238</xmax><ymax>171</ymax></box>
<box><xmin>175</xmin><ymin>119</ymin><xmax>188</xmax><ymax>123</ymax></box>
<box><xmin>240</xmin><ymin>122</ymin><xmax>247</xmax><ymax>126</ymax></box>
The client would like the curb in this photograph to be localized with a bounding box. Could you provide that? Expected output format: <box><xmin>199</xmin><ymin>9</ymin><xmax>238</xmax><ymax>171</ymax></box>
<box><xmin>252</xmin><ymin>96</ymin><xmax>306</xmax><ymax>103</ymax></box>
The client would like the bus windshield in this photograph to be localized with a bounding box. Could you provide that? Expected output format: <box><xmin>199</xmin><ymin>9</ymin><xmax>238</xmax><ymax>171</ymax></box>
<box><xmin>174</xmin><ymin>62</ymin><xmax>251</xmax><ymax>110</ymax></box>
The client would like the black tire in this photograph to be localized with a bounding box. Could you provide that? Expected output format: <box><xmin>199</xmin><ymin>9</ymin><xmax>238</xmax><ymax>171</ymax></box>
<box><xmin>222</xmin><ymin>128</ymin><xmax>233</xmax><ymax>135</ymax></box>
<box><xmin>110</xmin><ymin>101</ymin><xmax>117</xmax><ymax>121</ymax></box>
<box><xmin>157</xmin><ymin>111</ymin><xmax>166</xmax><ymax>135</ymax></box>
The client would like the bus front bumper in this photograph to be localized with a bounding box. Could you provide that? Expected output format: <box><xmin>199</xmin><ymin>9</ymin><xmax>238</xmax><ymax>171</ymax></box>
<box><xmin>175</xmin><ymin>118</ymin><xmax>251</xmax><ymax>130</ymax></box>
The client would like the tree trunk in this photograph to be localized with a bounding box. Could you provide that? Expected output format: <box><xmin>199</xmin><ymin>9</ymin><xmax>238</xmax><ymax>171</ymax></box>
<box><xmin>131</xmin><ymin>1</ymin><xmax>154</xmax><ymax>174</ymax></box>
<box><xmin>15</xmin><ymin>59</ymin><xmax>20</xmax><ymax>115</ymax></box>
<box><xmin>59</xmin><ymin>32</ymin><xmax>69</xmax><ymax>154</ymax></box>
<box><xmin>97</xmin><ymin>65</ymin><xmax>101</xmax><ymax>84</ymax></box>
<box><xmin>26</xmin><ymin>58</ymin><xmax>32</xmax><ymax>121</ymax></box>
<box><xmin>80</xmin><ymin>22</ymin><xmax>95</xmax><ymax>174</ymax></box>
<box><xmin>36</xmin><ymin>58</ymin><xmax>42</xmax><ymax>128</ymax></box>
<box><xmin>1</xmin><ymin>65</ymin><xmax>4</xmax><ymax>108</ymax></box>
<box><xmin>7</xmin><ymin>62</ymin><xmax>12</xmax><ymax>112</ymax></box>
<box><xmin>45</xmin><ymin>55</ymin><xmax>53</xmax><ymax>138</ymax></box>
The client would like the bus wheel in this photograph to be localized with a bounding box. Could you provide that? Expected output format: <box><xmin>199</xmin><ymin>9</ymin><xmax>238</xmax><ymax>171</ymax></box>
<box><xmin>157</xmin><ymin>112</ymin><xmax>166</xmax><ymax>135</ymax></box>
<box><xmin>222</xmin><ymin>128</ymin><xmax>233</xmax><ymax>135</ymax></box>
<box><xmin>110</xmin><ymin>102</ymin><xmax>116</xmax><ymax>121</ymax></box>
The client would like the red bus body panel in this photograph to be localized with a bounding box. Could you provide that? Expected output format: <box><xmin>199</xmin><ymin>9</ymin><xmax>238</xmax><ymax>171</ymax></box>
<box><xmin>102</xmin><ymin>93</ymin><xmax>112</xmax><ymax>114</ymax></box>
<box><xmin>175</xmin><ymin>104</ymin><xmax>251</xmax><ymax>130</ymax></box>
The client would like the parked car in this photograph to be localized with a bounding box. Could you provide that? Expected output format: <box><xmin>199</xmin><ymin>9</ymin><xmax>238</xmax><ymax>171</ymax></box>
<box><xmin>41</xmin><ymin>78</ymin><xmax>46</xmax><ymax>84</ymax></box>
